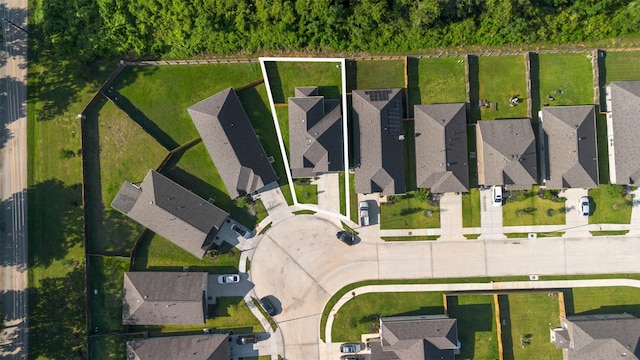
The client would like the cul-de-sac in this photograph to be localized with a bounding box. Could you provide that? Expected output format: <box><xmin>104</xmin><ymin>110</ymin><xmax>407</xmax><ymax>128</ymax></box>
<box><xmin>2</xmin><ymin>1</ymin><xmax>640</xmax><ymax>360</ymax></box>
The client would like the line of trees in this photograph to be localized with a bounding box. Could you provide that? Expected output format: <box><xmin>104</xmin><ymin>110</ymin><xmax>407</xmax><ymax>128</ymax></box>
<box><xmin>32</xmin><ymin>0</ymin><xmax>640</xmax><ymax>62</ymax></box>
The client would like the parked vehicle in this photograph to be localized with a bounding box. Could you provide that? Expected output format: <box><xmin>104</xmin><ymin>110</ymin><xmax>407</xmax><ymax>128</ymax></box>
<box><xmin>359</xmin><ymin>201</ymin><xmax>370</xmax><ymax>226</ymax></box>
<box><xmin>260</xmin><ymin>296</ymin><xmax>277</xmax><ymax>316</ymax></box>
<box><xmin>231</xmin><ymin>223</ymin><xmax>249</xmax><ymax>237</ymax></box>
<box><xmin>491</xmin><ymin>185</ymin><xmax>503</xmax><ymax>207</ymax></box>
<box><xmin>236</xmin><ymin>334</ymin><xmax>257</xmax><ymax>345</ymax></box>
<box><xmin>217</xmin><ymin>274</ymin><xmax>240</xmax><ymax>284</ymax></box>
<box><xmin>580</xmin><ymin>196</ymin><xmax>590</xmax><ymax>217</ymax></box>
<box><xmin>340</xmin><ymin>356</ymin><xmax>364</xmax><ymax>360</ymax></box>
<box><xmin>340</xmin><ymin>342</ymin><xmax>362</xmax><ymax>353</ymax></box>
<box><xmin>336</xmin><ymin>231</ymin><xmax>356</xmax><ymax>246</ymax></box>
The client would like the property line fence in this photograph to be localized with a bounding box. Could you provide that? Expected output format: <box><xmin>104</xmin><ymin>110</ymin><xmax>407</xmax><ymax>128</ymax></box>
<box><xmin>494</xmin><ymin>294</ymin><xmax>504</xmax><ymax>360</ymax></box>
<box><xmin>592</xmin><ymin>49</ymin><xmax>603</xmax><ymax>107</ymax></box>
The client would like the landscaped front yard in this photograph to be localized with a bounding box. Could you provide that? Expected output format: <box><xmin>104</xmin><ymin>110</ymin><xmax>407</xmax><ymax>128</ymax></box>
<box><xmin>408</xmin><ymin>57</ymin><xmax>466</xmax><ymax>109</ymax></box>
<box><xmin>604</xmin><ymin>50</ymin><xmax>640</xmax><ymax>83</ymax></box>
<box><xmin>447</xmin><ymin>295</ymin><xmax>499</xmax><ymax>360</ymax></box>
<box><xmin>477</xmin><ymin>55</ymin><xmax>528</xmax><ymax>120</ymax></box>
<box><xmin>462</xmin><ymin>189</ymin><xmax>481</xmax><ymax>227</ymax></box>
<box><xmin>293</xmin><ymin>180</ymin><xmax>318</xmax><ymax>204</ymax></box>
<box><xmin>588</xmin><ymin>184</ymin><xmax>632</xmax><ymax>224</ymax></box>
<box><xmin>537</xmin><ymin>53</ymin><xmax>594</xmax><ymax>106</ymax></box>
<box><xmin>502</xmin><ymin>187</ymin><xmax>566</xmax><ymax>226</ymax></box>
<box><xmin>380</xmin><ymin>191</ymin><xmax>441</xmax><ymax>229</ymax></box>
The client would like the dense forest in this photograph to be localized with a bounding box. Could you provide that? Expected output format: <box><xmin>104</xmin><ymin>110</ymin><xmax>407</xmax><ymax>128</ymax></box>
<box><xmin>31</xmin><ymin>0</ymin><xmax>640</xmax><ymax>62</ymax></box>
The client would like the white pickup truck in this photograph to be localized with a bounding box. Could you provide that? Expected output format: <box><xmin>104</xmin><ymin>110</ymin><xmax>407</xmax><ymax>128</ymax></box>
<box><xmin>359</xmin><ymin>201</ymin><xmax>370</xmax><ymax>226</ymax></box>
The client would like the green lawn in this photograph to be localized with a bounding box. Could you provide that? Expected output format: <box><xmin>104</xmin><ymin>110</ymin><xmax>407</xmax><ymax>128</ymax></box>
<box><xmin>537</xmin><ymin>53</ymin><xmax>594</xmax><ymax>106</ymax></box>
<box><xmin>133</xmin><ymin>232</ymin><xmax>240</xmax><ymax>274</ymax></box>
<box><xmin>349</xmin><ymin>172</ymin><xmax>358</xmax><ymax>223</ymax></box>
<box><xmin>132</xmin><ymin>297</ymin><xmax>264</xmax><ymax>336</ymax></box>
<box><xmin>274</xmin><ymin>105</ymin><xmax>290</xmax><ymax>155</ymax></box>
<box><xmin>604</xmin><ymin>50</ymin><xmax>640</xmax><ymax>83</ymax></box>
<box><xmin>462</xmin><ymin>189</ymin><xmax>481</xmax><ymax>227</ymax></box>
<box><xmin>568</xmin><ymin>286</ymin><xmax>640</xmax><ymax>316</ymax></box>
<box><xmin>114</xmin><ymin>64</ymin><xmax>263</xmax><ymax>145</ymax></box>
<box><xmin>380</xmin><ymin>192</ymin><xmax>441</xmax><ymax>229</ymax></box>
<box><xmin>477</xmin><ymin>55</ymin><xmax>528</xmax><ymax>120</ymax></box>
<box><xmin>500</xmin><ymin>294</ymin><xmax>563</xmax><ymax>360</ymax></box>
<box><xmin>89</xmin><ymin>256</ymin><xmax>130</xmax><ymax>334</ymax></box>
<box><xmin>447</xmin><ymin>295</ymin><xmax>499</xmax><ymax>360</ymax></box>
<box><xmin>91</xmin><ymin>335</ymin><xmax>141</xmax><ymax>360</ymax></box>
<box><xmin>332</xmin><ymin>292</ymin><xmax>445</xmax><ymax>342</ymax></box>
<box><xmin>293</xmin><ymin>182</ymin><xmax>318</xmax><ymax>204</ymax></box>
<box><xmin>502</xmin><ymin>187</ymin><xmax>566</xmax><ymax>226</ymax></box>
<box><xmin>408</xmin><ymin>57</ymin><xmax>467</xmax><ymax>109</ymax></box>
<box><xmin>339</xmin><ymin>172</ymin><xmax>346</xmax><ymax>216</ymax></box>
<box><xmin>355</xmin><ymin>60</ymin><xmax>406</xmax><ymax>89</ymax></box>
<box><xmin>381</xmin><ymin>236</ymin><xmax>439</xmax><ymax>241</ymax></box>
<box><xmin>588</xmin><ymin>184</ymin><xmax>632</xmax><ymax>224</ymax></box>
<box><xmin>265</xmin><ymin>61</ymin><xmax>342</xmax><ymax>103</ymax></box>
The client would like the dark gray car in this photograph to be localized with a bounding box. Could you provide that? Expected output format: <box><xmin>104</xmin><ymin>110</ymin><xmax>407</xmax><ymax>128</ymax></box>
<box><xmin>260</xmin><ymin>296</ymin><xmax>277</xmax><ymax>316</ymax></box>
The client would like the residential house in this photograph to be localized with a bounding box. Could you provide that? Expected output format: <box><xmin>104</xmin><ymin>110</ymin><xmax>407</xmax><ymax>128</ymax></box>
<box><xmin>122</xmin><ymin>272</ymin><xmax>208</xmax><ymax>325</ymax></box>
<box><xmin>126</xmin><ymin>334</ymin><xmax>228</xmax><ymax>360</ymax></box>
<box><xmin>551</xmin><ymin>313</ymin><xmax>640</xmax><ymax>359</ymax></box>
<box><xmin>353</xmin><ymin>89</ymin><xmax>405</xmax><ymax>195</ymax></box>
<box><xmin>606</xmin><ymin>81</ymin><xmax>640</xmax><ymax>185</ymax></box>
<box><xmin>540</xmin><ymin>106</ymin><xmax>598</xmax><ymax>189</ymax></box>
<box><xmin>188</xmin><ymin>87</ymin><xmax>278</xmax><ymax>199</ymax></box>
<box><xmin>369</xmin><ymin>315</ymin><xmax>460</xmax><ymax>360</ymax></box>
<box><xmin>414</xmin><ymin>103</ymin><xmax>469</xmax><ymax>193</ymax></box>
<box><xmin>111</xmin><ymin>170</ymin><xmax>229</xmax><ymax>259</ymax></box>
<box><xmin>476</xmin><ymin>119</ymin><xmax>537</xmax><ymax>190</ymax></box>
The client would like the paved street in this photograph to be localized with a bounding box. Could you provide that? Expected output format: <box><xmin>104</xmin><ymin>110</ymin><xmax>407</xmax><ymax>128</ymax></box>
<box><xmin>0</xmin><ymin>0</ymin><xmax>28</xmax><ymax>358</ymax></box>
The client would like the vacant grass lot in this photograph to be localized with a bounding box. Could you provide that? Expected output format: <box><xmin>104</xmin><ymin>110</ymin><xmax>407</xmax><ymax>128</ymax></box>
<box><xmin>447</xmin><ymin>295</ymin><xmax>499</xmax><ymax>360</ymax></box>
<box><xmin>332</xmin><ymin>292</ymin><xmax>444</xmax><ymax>342</ymax></box>
<box><xmin>462</xmin><ymin>189</ymin><xmax>481</xmax><ymax>227</ymax></box>
<box><xmin>89</xmin><ymin>256</ymin><xmax>130</xmax><ymax>334</ymax></box>
<box><xmin>568</xmin><ymin>286</ymin><xmax>640</xmax><ymax>316</ymax></box>
<box><xmin>500</xmin><ymin>293</ymin><xmax>562</xmax><ymax>360</ymax></box>
<box><xmin>537</xmin><ymin>53</ymin><xmax>594</xmax><ymax>106</ymax></box>
<box><xmin>408</xmin><ymin>57</ymin><xmax>466</xmax><ymax>109</ymax></box>
<box><xmin>380</xmin><ymin>192</ymin><xmax>440</xmax><ymax>229</ymax></box>
<box><xmin>604</xmin><ymin>50</ymin><xmax>640</xmax><ymax>83</ymax></box>
<box><xmin>265</xmin><ymin>61</ymin><xmax>342</xmax><ymax>103</ymax></box>
<box><xmin>477</xmin><ymin>55</ymin><xmax>528</xmax><ymax>120</ymax></box>
<box><xmin>354</xmin><ymin>60</ymin><xmax>406</xmax><ymax>90</ymax></box>
<box><xmin>114</xmin><ymin>64</ymin><xmax>263</xmax><ymax>145</ymax></box>
<box><xmin>588</xmin><ymin>184</ymin><xmax>632</xmax><ymax>224</ymax></box>
<box><xmin>503</xmin><ymin>188</ymin><xmax>566</xmax><ymax>226</ymax></box>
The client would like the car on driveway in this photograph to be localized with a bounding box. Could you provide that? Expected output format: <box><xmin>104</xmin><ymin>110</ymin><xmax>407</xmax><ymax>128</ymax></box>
<box><xmin>336</xmin><ymin>231</ymin><xmax>357</xmax><ymax>246</ymax></box>
<box><xmin>236</xmin><ymin>334</ymin><xmax>257</xmax><ymax>345</ymax></box>
<box><xmin>491</xmin><ymin>185</ymin><xmax>503</xmax><ymax>207</ymax></box>
<box><xmin>340</xmin><ymin>356</ymin><xmax>364</xmax><ymax>360</ymax></box>
<box><xmin>580</xmin><ymin>196</ymin><xmax>590</xmax><ymax>217</ymax></box>
<box><xmin>217</xmin><ymin>274</ymin><xmax>240</xmax><ymax>284</ymax></box>
<box><xmin>231</xmin><ymin>223</ymin><xmax>249</xmax><ymax>237</ymax></box>
<box><xmin>340</xmin><ymin>342</ymin><xmax>362</xmax><ymax>353</ymax></box>
<box><xmin>260</xmin><ymin>296</ymin><xmax>277</xmax><ymax>316</ymax></box>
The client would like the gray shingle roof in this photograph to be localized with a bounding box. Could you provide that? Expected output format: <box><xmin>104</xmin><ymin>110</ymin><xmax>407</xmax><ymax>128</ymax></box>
<box><xmin>560</xmin><ymin>314</ymin><xmax>640</xmax><ymax>359</ymax></box>
<box><xmin>372</xmin><ymin>315</ymin><xmax>458</xmax><ymax>360</ymax></box>
<box><xmin>609</xmin><ymin>81</ymin><xmax>640</xmax><ymax>185</ymax></box>
<box><xmin>353</xmin><ymin>89</ymin><xmax>406</xmax><ymax>195</ymax></box>
<box><xmin>127</xmin><ymin>334</ymin><xmax>228</xmax><ymax>360</ymax></box>
<box><xmin>414</xmin><ymin>103</ymin><xmax>469</xmax><ymax>193</ymax></box>
<box><xmin>289</xmin><ymin>87</ymin><xmax>343</xmax><ymax>178</ymax></box>
<box><xmin>122</xmin><ymin>272</ymin><xmax>207</xmax><ymax>325</ymax></box>
<box><xmin>541</xmin><ymin>106</ymin><xmax>598</xmax><ymax>189</ymax></box>
<box><xmin>188</xmin><ymin>87</ymin><xmax>278</xmax><ymax>198</ymax></box>
<box><xmin>111</xmin><ymin>170</ymin><xmax>229</xmax><ymax>259</ymax></box>
<box><xmin>476</xmin><ymin>119</ymin><xmax>538</xmax><ymax>190</ymax></box>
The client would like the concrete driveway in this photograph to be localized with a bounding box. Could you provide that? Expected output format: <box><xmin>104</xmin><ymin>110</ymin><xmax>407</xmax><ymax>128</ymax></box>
<box><xmin>560</xmin><ymin>188</ymin><xmax>591</xmax><ymax>237</ymax></box>
<box><xmin>439</xmin><ymin>192</ymin><xmax>464</xmax><ymax>240</ymax></box>
<box><xmin>207</xmin><ymin>273</ymin><xmax>255</xmax><ymax>304</ymax></box>
<box><xmin>479</xmin><ymin>187</ymin><xmax>505</xmax><ymax>239</ymax></box>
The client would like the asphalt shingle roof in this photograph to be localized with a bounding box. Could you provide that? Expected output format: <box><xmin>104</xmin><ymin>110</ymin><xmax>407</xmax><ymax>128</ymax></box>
<box><xmin>414</xmin><ymin>103</ymin><xmax>469</xmax><ymax>193</ymax></box>
<box><xmin>609</xmin><ymin>81</ymin><xmax>640</xmax><ymax>185</ymax></box>
<box><xmin>111</xmin><ymin>170</ymin><xmax>229</xmax><ymax>259</ymax></box>
<box><xmin>353</xmin><ymin>89</ymin><xmax>406</xmax><ymax>195</ymax></box>
<box><xmin>188</xmin><ymin>87</ymin><xmax>278</xmax><ymax>198</ymax></box>
<box><xmin>541</xmin><ymin>106</ymin><xmax>598</xmax><ymax>189</ymax></box>
<box><xmin>127</xmin><ymin>334</ymin><xmax>228</xmax><ymax>360</ymax></box>
<box><xmin>289</xmin><ymin>87</ymin><xmax>343</xmax><ymax>178</ymax></box>
<box><xmin>122</xmin><ymin>272</ymin><xmax>207</xmax><ymax>325</ymax></box>
<box><xmin>476</xmin><ymin>119</ymin><xmax>537</xmax><ymax>190</ymax></box>
<box><xmin>558</xmin><ymin>314</ymin><xmax>640</xmax><ymax>359</ymax></box>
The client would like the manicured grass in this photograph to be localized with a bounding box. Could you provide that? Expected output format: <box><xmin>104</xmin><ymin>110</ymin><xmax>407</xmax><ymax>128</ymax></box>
<box><xmin>293</xmin><ymin>210</ymin><xmax>316</xmax><ymax>215</ymax></box>
<box><xmin>404</xmin><ymin>121</ymin><xmax>416</xmax><ymax>191</ymax></box>
<box><xmin>505</xmin><ymin>232</ymin><xmax>564</xmax><ymax>238</ymax></box>
<box><xmin>293</xmin><ymin>182</ymin><xmax>318</xmax><ymax>204</ymax></box>
<box><xmin>381</xmin><ymin>236</ymin><xmax>440</xmax><ymax>241</ymax></box>
<box><xmin>91</xmin><ymin>335</ymin><xmax>141</xmax><ymax>360</ymax></box>
<box><xmin>265</xmin><ymin>61</ymin><xmax>342</xmax><ymax>103</ymax></box>
<box><xmin>447</xmin><ymin>295</ymin><xmax>499</xmax><ymax>360</ymax></box>
<box><xmin>537</xmin><ymin>53</ymin><xmax>594</xmax><ymax>106</ymax></box>
<box><xmin>477</xmin><ymin>55</ymin><xmax>528</xmax><ymax>120</ymax></box>
<box><xmin>502</xmin><ymin>187</ymin><xmax>566</xmax><ymax>226</ymax></box>
<box><xmin>568</xmin><ymin>286</ymin><xmax>640</xmax><ymax>316</ymax></box>
<box><xmin>380</xmin><ymin>192</ymin><xmax>441</xmax><ymax>229</ymax></box>
<box><xmin>89</xmin><ymin>256</ymin><xmax>130</xmax><ymax>334</ymax></box>
<box><xmin>595</xmin><ymin>114</ymin><xmax>609</xmax><ymax>183</ymax></box>
<box><xmin>258</xmin><ymin>222</ymin><xmax>272</xmax><ymax>235</ymax></box>
<box><xmin>499</xmin><ymin>293</ymin><xmax>563</xmax><ymax>360</ymax></box>
<box><xmin>274</xmin><ymin>105</ymin><xmax>290</xmax><ymax>155</ymax></box>
<box><xmin>340</xmin><ymin>221</ymin><xmax>359</xmax><ymax>235</ymax></box>
<box><xmin>349</xmin><ymin>172</ymin><xmax>358</xmax><ymax>223</ymax></box>
<box><xmin>355</xmin><ymin>60</ymin><xmax>406</xmax><ymax>89</ymax></box>
<box><xmin>133</xmin><ymin>232</ymin><xmax>240</xmax><ymax>274</ymax></box>
<box><xmin>133</xmin><ymin>297</ymin><xmax>264</xmax><ymax>336</ymax></box>
<box><xmin>589</xmin><ymin>230</ymin><xmax>629</xmax><ymax>236</ymax></box>
<box><xmin>409</xmin><ymin>57</ymin><xmax>467</xmax><ymax>108</ymax></box>
<box><xmin>588</xmin><ymin>184</ymin><xmax>632</xmax><ymax>224</ymax></box>
<box><xmin>332</xmin><ymin>292</ymin><xmax>445</xmax><ymax>342</ymax></box>
<box><xmin>339</xmin><ymin>172</ymin><xmax>346</xmax><ymax>216</ymax></box>
<box><xmin>604</xmin><ymin>50</ymin><xmax>640</xmax><ymax>83</ymax></box>
<box><xmin>462</xmin><ymin>189</ymin><xmax>481</xmax><ymax>227</ymax></box>
<box><xmin>115</xmin><ymin>64</ymin><xmax>263</xmax><ymax>145</ymax></box>
<box><xmin>252</xmin><ymin>297</ymin><xmax>277</xmax><ymax>331</ymax></box>
<box><xmin>464</xmin><ymin>234</ymin><xmax>481</xmax><ymax>239</ymax></box>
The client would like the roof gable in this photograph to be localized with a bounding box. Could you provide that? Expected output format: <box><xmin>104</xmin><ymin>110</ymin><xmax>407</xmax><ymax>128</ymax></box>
<box><xmin>127</xmin><ymin>334</ymin><xmax>229</xmax><ymax>360</ymax></box>
<box><xmin>377</xmin><ymin>315</ymin><xmax>458</xmax><ymax>360</ymax></box>
<box><xmin>610</xmin><ymin>81</ymin><xmax>640</xmax><ymax>185</ymax></box>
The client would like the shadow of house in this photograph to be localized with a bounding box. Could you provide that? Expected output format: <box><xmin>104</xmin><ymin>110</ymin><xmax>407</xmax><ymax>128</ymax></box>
<box><xmin>288</xmin><ymin>87</ymin><xmax>344</xmax><ymax>178</ymax></box>
<box><xmin>188</xmin><ymin>88</ymin><xmax>278</xmax><ymax>199</ymax></box>
<box><xmin>111</xmin><ymin>170</ymin><xmax>229</xmax><ymax>259</ymax></box>
<box><xmin>122</xmin><ymin>272</ymin><xmax>208</xmax><ymax>325</ymax></box>
<box><xmin>414</xmin><ymin>103</ymin><xmax>470</xmax><ymax>194</ymax></box>
<box><xmin>353</xmin><ymin>89</ymin><xmax>406</xmax><ymax>195</ymax></box>
<box><xmin>127</xmin><ymin>334</ymin><xmax>229</xmax><ymax>360</ymax></box>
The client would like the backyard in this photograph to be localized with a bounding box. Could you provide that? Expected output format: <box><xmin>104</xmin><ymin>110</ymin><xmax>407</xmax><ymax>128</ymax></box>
<box><xmin>537</xmin><ymin>53</ymin><xmax>594</xmax><ymax>106</ymax></box>
<box><xmin>89</xmin><ymin>256</ymin><xmax>130</xmax><ymax>334</ymax></box>
<box><xmin>447</xmin><ymin>295</ymin><xmax>499</xmax><ymax>360</ymax></box>
<box><xmin>407</xmin><ymin>57</ymin><xmax>466</xmax><ymax>112</ymax></box>
<box><xmin>567</xmin><ymin>286</ymin><xmax>640</xmax><ymax>316</ymax></box>
<box><xmin>476</xmin><ymin>55</ymin><xmax>528</xmax><ymax>120</ymax></box>
<box><xmin>502</xmin><ymin>187</ymin><xmax>566</xmax><ymax>226</ymax></box>
<box><xmin>352</xmin><ymin>59</ymin><xmax>406</xmax><ymax>90</ymax></box>
<box><xmin>264</xmin><ymin>61</ymin><xmax>342</xmax><ymax>103</ymax></box>
<box><xmin>380</xmin><ymin>191</ymin><xmax>441</xmax><ymax>229</ymax></box>
<box><xmin>604</xmin><ymin>50</ymin><xmax>640</xmax><ymax>83</ymax></box>
<box><xmin>588</xmin><ymin>184</ymin><xmax>632</xmax><ymax>224</ymax></box>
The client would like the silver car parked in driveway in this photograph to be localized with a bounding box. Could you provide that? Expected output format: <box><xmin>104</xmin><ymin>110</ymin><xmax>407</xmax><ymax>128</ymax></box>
<box><xmin>580</xmin><ymin>196</ymin><xmax>590</xmax><ymax>217</ymax></box>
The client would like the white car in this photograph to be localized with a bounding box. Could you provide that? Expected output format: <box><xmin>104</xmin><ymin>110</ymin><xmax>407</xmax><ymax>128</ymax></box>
<box><xmin>491</xmin><ymin>185</ymin><xmax>503</xmax><ymax>207</ymax></box>
<box><xmin>217</xmin><ymin>274</ymin><xmax>240</xmax><ymax>284</ymax></box>
<box><xmin>580</xmin><ymin>196</ymin><xmax>590</xmax><ymax>217</ymax></box>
